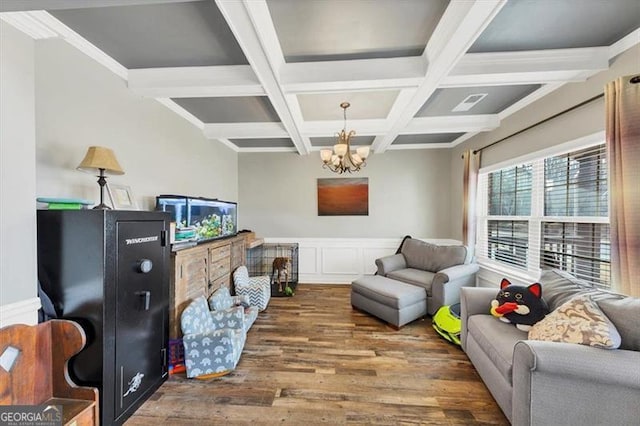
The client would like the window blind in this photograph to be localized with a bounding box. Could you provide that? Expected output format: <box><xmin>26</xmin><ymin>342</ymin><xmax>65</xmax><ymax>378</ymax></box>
<box><xmin>476</xmin><ymin>142</ymin><xmax>610</xmax><ymax>288</ymax></box>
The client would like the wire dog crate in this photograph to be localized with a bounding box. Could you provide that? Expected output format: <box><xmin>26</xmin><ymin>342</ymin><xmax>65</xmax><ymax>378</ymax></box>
<box><xmin>246</xmin><ymin>243</ymin><xmax>299</xmax><ymax>297</ymax></box>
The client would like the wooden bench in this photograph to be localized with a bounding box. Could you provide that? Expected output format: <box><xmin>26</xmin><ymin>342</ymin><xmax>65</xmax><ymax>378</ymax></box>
<box><xmin>0</xmin><ymin>319</ymin><xmax>99</xmax><ymax>425</ymax></box>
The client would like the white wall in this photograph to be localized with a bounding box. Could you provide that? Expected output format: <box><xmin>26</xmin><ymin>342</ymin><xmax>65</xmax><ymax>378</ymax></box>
<box><xmin>35</xmin><ymin>38</ymin><xmax>238</xmax><ymax>210</ymax></box>
<box><xmin>449</xmin><ymin>45</ymin><xmax>640</xmax><ymax>241</ymax></box>
<box><xmin>0</xmin><ymin>22</ymin><xmax>40</xmax><ymax>325</ymax></box>
<box><xmin>238</xmin><ymin>149</ymin><xmax>453</xmax><ymax>238</ymax></box>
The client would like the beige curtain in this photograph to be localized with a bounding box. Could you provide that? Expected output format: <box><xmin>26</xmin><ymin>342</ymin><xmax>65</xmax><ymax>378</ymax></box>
<box><xmin>462</xmin><ymin>150</ymin><xmax>481</xmax><ymax>259</ymax></box>
<box><xmin>606</xmin><ymin>75</ymin><xmax>640</xmax><ymax>297</ymax></box>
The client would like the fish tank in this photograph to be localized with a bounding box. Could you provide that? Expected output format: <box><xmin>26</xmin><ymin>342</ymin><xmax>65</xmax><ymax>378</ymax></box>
<box><xmin>156</xmin><ymin>195</ymin><xmax>237</xmax><ymax>241</ymax></box>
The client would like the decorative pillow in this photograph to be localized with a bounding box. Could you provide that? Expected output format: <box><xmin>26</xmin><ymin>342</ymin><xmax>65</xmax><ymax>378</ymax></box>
<box><xmin>528</xmin><ymin>294</ymin><xmax>622</xmax><ymax>349</ymax></box>
<box><xmin>490</xmin><ymin>278</ymin><xmax>549</xmax><ymax>331</ymax></box>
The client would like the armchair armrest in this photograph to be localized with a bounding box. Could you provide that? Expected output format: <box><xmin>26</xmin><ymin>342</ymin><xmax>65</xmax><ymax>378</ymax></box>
<box><xmin>375</xmin><ymin>254</ymin><xmax>406</xmax><ymax>276</ymax></box>
<box><xmin>512</xmin><ymin>340</ymin><xmax>640</xmax><ymax>425</ymax></box>
<box><xmin>429</xmin><ymin>263</ymin><xmax>479</xmax><ymax>315</ymax></box>
<box><xmin>433</xmin><ymin>263</ymin><xmax>479</xmax><ymax>285</ymax></box>
<box><xmin>460</xmin><ymin>287</ymin><xmax>497</xmax><ymax>350</ymax></box>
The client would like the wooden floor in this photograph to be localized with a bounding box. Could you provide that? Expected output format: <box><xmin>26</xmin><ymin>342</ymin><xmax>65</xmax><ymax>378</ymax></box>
<box><xmin>127</xmin><ymin>285</ymin><xmax>508</xmax><ymax>425</ymax></box>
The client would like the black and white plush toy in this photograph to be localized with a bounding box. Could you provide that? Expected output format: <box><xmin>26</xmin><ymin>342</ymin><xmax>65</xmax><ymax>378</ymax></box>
<box><xmin>490</xmin><ymin>278</ymin><xmax>549</xmax><ymax>331</ymax></box>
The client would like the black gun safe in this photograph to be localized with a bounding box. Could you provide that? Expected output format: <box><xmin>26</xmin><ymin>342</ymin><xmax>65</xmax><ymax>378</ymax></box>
<box><xmin>37</xmin><ymin>210</ymin><xmax>170</xmax><ymax>426</ymax></box>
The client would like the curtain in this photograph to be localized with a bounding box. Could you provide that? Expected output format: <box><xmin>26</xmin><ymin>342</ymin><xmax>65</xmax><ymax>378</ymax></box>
<box><xmin>462</xmin><ymin>150</ymin><xmax>481</xmax><ymax>260</ymax></box>
<box><xmin>606</xmin><ymin>75</ymin><xmax>640</xmax><ymax>297</ymax></box>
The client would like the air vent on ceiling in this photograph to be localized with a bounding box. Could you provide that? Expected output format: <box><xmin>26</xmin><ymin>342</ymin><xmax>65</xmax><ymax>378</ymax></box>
<box><xmin>452</xmin><ymin>93</ymin><xmax>488</xmax><ymax>112</ymax></box>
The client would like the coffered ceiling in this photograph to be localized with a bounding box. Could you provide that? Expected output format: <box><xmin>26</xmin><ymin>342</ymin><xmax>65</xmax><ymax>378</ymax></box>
<box><xmin>2</xmin><ymin>0</ymin><xmax>639</xmax><ymax>154</ymax></box>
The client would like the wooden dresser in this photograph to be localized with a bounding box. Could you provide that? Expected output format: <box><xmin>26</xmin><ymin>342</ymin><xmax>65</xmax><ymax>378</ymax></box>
<box><xmin>169</xmin><ymin>235</ymin><xmax>246</xmax><ymax>339</ymax></box>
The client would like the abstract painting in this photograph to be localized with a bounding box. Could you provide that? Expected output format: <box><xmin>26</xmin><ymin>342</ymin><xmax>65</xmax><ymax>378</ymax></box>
<box><xmin>317</xmin><ymin>178</ymin><xmax>369</xmax><ymax>216</ymax></box>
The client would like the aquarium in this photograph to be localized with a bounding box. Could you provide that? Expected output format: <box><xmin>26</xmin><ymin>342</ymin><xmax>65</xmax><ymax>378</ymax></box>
<box><xmin>156</xmin><ymin>195</ymin><xmax>237</xmax><ymax>241</ymax></box>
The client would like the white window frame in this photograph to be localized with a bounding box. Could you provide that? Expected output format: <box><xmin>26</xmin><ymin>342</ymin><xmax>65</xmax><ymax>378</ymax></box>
<box><xmin>475</xmin><ymin>131</ymin><xmax>609</xmax><ymax>283</ymax></box>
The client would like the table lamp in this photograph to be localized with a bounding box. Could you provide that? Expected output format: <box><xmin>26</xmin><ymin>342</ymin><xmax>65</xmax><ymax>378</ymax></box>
<box><xmin>77</xmin><ymin>146</ymin><xmax>124</xmax><ymax>209</ymax></box>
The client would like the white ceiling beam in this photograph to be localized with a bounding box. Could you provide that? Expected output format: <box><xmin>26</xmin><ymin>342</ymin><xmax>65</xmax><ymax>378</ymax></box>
<box><xmin>402</xmin><ymin>115</ymin><xmax>500</xmax><ymax>134</ymax></box>
<box><xmin>0</xmin><ymin>0</ymin><xmax>203</xmax><ymax>12</ymax></box>
<box><xmin>156</xmin><ymin>98</ymin><xmax>204</xmax><ymax>130</ymax></box>
<box><xmin>441</xmin><ymin>47</ymin><xmax>610</xmax><ymax>87</ymax></box>
<box><xmin>609</xmin><ymin>27</ymin><xmax>640</xmax><ymax>58</ymax></box>
<box><xmin>372</xmin><ymin>0</ymin><xmax>507</xmax><ymax>153</ymax></box>
<box><xmin>2</xmin><ymin>11</ymin><xmax>128</xmax><ymax>79</ymax></box>
<box><xmin>128</xmin><ymin>65</ymin><xmax>264</xmax><ymax>98</ymax></box>
<box><xmin>213</xmin><ymin>138</ymin><xmax>240</xmax><ymax>152</ymax></box>
<box><xmin>203</xmin><ymin>122</ymin><xmax>288</xmax><ymax>139</ymax></box>
<box><xmin>301</xmin><ymin>119</ymin><xmax>389</xmax><ymax>137</ymax></box>
<box><xmin>280</xmin><ymin>57</ymin><xmax>426</xmax><ymax>94</ymax></box>
<box><xmin>216</xmin><ymin>0</ymin><xmax>311</xmax><ymax>155</ymax></box>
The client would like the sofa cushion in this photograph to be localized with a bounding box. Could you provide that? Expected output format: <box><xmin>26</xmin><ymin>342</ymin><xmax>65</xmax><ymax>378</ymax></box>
<box><xmin>597</xmin><ymin>297</ymin><xmax>640</xmax><ymax>351</ymax></box>
<box><xmin>529</xmin><ymin>295</ymin><xmax>622</xmax><ymax>349</ymax></box>
<box><xmin>539</xmin><ymin>269</ymin><xmax>594</xmax><ymax>311</ymax></box>
<box><xmin>386</xmin><ymin>268</ymin><xmax>436</xmax><ymax>293</ymax></box>
<box><xmin>401</xmin><ymin>239</ymin><xmax>467</xmax><ymax>272</ymax></box>
<box><xmin>467</xmin><ymin>315</ymin><xmax>528</xmax><ymax>384</ymax></box>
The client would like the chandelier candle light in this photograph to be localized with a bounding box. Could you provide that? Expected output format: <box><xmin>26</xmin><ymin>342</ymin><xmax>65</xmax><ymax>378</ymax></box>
<box><xmin>320</xmin><ymin>102</ymin><xmax>370</xmax><ymax>174</ymax></box>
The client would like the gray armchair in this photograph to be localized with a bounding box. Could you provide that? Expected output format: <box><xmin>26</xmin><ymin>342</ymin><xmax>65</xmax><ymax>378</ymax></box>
<box><xmin>375</xmin><ymin>238</ymin><xmax>478</xmax><ymax>315</ymax></box>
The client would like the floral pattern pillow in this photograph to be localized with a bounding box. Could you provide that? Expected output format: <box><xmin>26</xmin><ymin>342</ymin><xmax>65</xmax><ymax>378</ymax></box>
<box><xmin>528</xmin><ymin>294</ymin><xmax>622</xmax><ymax>349</ymax></box>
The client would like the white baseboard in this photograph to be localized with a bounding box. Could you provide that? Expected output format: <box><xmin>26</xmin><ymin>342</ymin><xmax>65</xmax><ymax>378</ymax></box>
<box><xmin>265</xmin><ymin>237</ymin><xmax>462</xmax><ymax>284</ymax></box>
<box><xmin>0</xmin><ymin>297</ymin><xmax>41</xmax><ymax>327</ymax></box>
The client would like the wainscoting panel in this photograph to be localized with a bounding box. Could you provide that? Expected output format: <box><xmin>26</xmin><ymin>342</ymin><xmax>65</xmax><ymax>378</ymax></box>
<box><xmin>0</xmin><ymin>297</ymin><xmax>41</xmax><ymax>327</ymax></box>
<box><xmin>265</xmin><ymin>238</ymin><xmax>461</xmax><ymax>284</ymax></box>
<box><xmin>298</xmin><ymin>247</ymin><xmax>318</xmax><ymax>274</ymax></box>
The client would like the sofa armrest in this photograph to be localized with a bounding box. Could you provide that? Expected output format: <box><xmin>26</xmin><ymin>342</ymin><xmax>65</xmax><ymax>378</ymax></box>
<box><xmin>512</xmin><ymin>340</ymin><xmax>640</xmax><ymax>425</ymax></box>
<box><xmin>429</xmin><ymin>263</ymin><xmax>479</xmax><ymax>315</ymax></box>
<box><xmin>460</xmin><ymin>287</ymin><xmax>497</xmax><ymax>350</ymax></box>
<box><xmin>375</xmin><ymin>254</ymin><xmax>406</xmax><ymax>276</ymax></box>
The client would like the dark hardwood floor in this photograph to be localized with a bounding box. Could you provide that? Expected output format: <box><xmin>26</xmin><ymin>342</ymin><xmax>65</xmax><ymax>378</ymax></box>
<box><xmin>127</xmin><ymin>284</ymin><xmax>508</xmax><ymax>425</ymax></box>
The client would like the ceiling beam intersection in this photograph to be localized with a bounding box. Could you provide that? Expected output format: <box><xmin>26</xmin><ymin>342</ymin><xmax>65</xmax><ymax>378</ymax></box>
<box><xmin>371</xmin><ymin>0</ymin><xmax>508</xmax><ymax>153</ymax></box>
<box><xmin>215</xmin><ymin>0</ymin><xmax>311</xmax><ymax>155</ymax></box>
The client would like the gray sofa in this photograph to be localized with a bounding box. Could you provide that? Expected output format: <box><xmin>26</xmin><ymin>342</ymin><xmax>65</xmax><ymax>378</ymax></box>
<box><xmin>460</xmin><ymin>269</ymin><xmax>640</xmax><ymax>425</ymax></box>
<box><xmin>375</xmin><ymin>238</ymin><xmax>479</xmax><ymax>315</ymax></box>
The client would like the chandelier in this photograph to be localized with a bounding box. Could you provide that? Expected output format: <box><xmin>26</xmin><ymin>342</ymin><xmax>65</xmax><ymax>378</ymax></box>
<box><xmin>320</xmin><ymin>102</ymin><xmax>370</xmax><ymax>174</ymax></box>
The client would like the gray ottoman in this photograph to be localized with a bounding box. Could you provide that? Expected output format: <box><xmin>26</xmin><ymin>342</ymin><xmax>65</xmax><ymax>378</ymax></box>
<box><xmin>351</xmin><ymin>275</ymin><xmax>427</xmax><ymax>328</ymax></box>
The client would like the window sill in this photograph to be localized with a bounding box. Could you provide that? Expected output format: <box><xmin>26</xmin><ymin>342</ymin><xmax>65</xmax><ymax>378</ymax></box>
<box><xmin>477</xmin><ymin>258</ymin><xmax>541</xmax><ymax>284</ymax></box>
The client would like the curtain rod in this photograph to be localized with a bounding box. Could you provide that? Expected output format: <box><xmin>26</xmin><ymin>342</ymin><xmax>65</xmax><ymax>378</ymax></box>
<box><xmin>461</xmin><ymin>74</ymin><xmax>640</xmax><ymax>158</ymax></box>
<box><xmin>471</xmin><ymin>92</ymin><xmax>604</xmax><ymax>156</ymax></box>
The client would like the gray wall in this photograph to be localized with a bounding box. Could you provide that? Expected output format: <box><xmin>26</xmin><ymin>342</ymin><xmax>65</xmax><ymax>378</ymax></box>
<box><xmin>0</xmin><ymin>22</ymin><xmax>38</xmax><ymax>308</ymax></box>
<box><xmin>35</xmin><ymin>38</ymin><xmax>238</xmax><ymax>210</ymax></box>
<box><xmin>449</xmin><ymin>44</ymin><xmax>640</xmax><ymax>240</ymax></box>
<box><xmin>238</xmin><ymin>149</ymin><xmax>452</xmax><ymax>238</ymax></box>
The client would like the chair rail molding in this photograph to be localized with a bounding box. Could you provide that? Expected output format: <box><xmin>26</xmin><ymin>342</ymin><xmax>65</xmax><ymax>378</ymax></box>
<box><xmin>0</xmin><ymin>297</ymin><xmax>41</xmax><ymax>327</ymax></box>
<box><xmin>264</xmin><ymin>237</ymin><xmax>462</xmax><ymax>284</ymax></box>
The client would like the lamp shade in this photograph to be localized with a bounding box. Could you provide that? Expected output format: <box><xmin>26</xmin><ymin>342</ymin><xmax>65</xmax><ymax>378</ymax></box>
<box><xmin>77</xmin><ymin>146</ymin><xmax>124</xmax><ymax>175</ymax></box>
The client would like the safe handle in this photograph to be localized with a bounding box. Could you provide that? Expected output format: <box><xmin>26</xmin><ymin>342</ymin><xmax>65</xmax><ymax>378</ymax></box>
<box><xmin>136</xmin><ymin>291</ymin><xmax>151</xmax><ymax>311</ymax></box>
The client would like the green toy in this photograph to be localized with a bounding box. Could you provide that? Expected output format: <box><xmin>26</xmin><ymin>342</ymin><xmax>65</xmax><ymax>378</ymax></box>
<box><xmin>432</xmin><ymin>303</ymin><xmax>462</xmax><ymax>346</ymax></box>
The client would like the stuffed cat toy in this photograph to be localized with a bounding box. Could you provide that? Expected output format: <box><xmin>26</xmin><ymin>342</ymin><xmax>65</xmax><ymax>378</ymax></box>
<box><xmin>490</xmin><ymin>278</ymin><xmax>549</xmax><ymax>331</ymax></box>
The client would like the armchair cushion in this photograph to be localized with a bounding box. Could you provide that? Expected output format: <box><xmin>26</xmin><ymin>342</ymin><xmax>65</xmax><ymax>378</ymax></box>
<box><xmin>386</xmin><ymin>268</ymin><xmax>435</xmax><ymax>292</ymax></box>
<box><xmin>233</xmin><ymin>265</ymin><xmax>271</xmax><ymax>311</ymax></box>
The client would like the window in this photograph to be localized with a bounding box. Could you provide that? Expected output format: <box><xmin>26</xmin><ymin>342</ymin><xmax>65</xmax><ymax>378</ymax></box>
<box><xmin>477</xmin><ymin>141</ymin><xmax>610</xmax><ymax>288</ymax></box>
